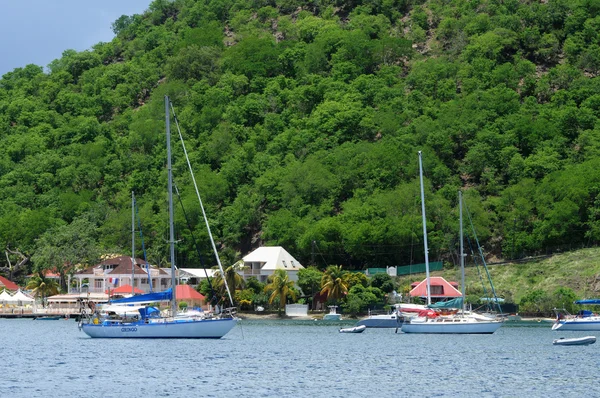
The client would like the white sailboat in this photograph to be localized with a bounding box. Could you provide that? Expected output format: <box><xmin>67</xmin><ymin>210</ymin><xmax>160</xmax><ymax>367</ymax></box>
<box><xmin>400</xmin><ymin>152</ymin><xmax>502</xmax><ymax>334</ymax></box>
<box><xmin>552</xmin><ymin>299</ymin><xmax>600</xmax><ymax>331</ymax></box>
<box><xmin>79</xmin><ymin>96</ymin><xmax>238</xmax><ymax>338</ymax></box>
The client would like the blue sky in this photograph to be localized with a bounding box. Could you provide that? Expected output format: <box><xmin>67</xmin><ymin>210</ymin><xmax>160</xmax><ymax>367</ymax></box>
<box><xmin>0</xmin><ymin>0</ymin><xmax>151</xmax><ymax>76</ymax></box>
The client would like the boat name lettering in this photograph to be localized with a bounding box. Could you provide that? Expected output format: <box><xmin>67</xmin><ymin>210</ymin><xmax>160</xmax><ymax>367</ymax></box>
<box><xmin>121</xmin><ymin>327</ymin><xmax>138</xmax><ymax>332</ymax></box>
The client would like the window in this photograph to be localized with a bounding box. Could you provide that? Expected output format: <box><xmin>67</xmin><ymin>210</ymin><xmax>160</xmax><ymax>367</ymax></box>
<box><xmin>95</xmin><ymin>280</ymin><xmax>102</xmax><ymax>288</ymax></box>
<box><xmin>430</xmin><ymin>285</ymin><xmax>443</xmax><ymax>295</ymax></box>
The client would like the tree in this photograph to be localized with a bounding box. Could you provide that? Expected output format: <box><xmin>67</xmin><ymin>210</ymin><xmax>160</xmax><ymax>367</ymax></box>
<box><xmin>552</xmin><ymin>287</ymin><xmax>578</xmax><ymax>315</ymax></box>
<box><xmin>297</xmin><ymin>266</ymin><xmax>322</xmax><ymax>295</ymax></box>
<box><xmin>245</xmin><ymin>276</ymin><xmax>265</xmax><ymax>295</ymax></box>
<box><xmin>370</xmin><ymin>273</ymin><xmax>396</xmax><ymax>293</ymax></box>
<box><xmin>0</xmin><ymin>246</ymin><xmax>29</xmax><ymax>280</ymax></box>
<box><xmin>212</xmin><ymin>263</ymin><xmax>245</xmax><ymax>305</ymax></box>
<box><xmin>519</xmin><ymin>289</ymin><xmax>552</xmax><ymax>315</ymax></box>
<box><xmin>26</xmin><ymin>273</ymin><xmax>60</xmax><ymax>305</ymax></box>
<box><xmin>342</xmin><ymin>284</ymin><xmax>384</xmax><ymax>316</ymax></box>
<box><xmin>31</xmin><ymin>217</ymin><xmax>100</xmax><ymax>291</ymax></box>
<box><xmin>264</xmin><ymin>268</ymin><xmax>297</xmax><ymax>316</ymax></box>
<box><xmin>320</xmin><ymin>265</ymin><xmax>349</xmax><ymax>303</ymax></box>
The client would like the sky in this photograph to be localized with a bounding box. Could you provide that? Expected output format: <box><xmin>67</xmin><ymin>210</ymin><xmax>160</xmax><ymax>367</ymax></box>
<box><xmin>0</xmin><ymin>0</ymin><xmax>152</xmax><ymax>76</ymax></box>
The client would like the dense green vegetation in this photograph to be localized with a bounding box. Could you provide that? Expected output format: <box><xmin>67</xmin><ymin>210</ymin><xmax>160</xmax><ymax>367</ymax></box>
<box><xmin>2</xmin><ymin>0</ymin><xmax>600</xmax><ymax>290</ymax></box>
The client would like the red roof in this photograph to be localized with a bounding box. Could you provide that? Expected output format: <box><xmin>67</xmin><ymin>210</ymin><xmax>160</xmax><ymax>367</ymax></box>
<box><xmin>106</xmin><ymin>284</ymin><xmax>145</xmax><ymax>295</ymax></box>
<box><xmin>27</xmin><ymin>269</ymin><xmax>60</xmax><ymax>279</ymax></box>
<box><xmin>409</xmin><ymin>277</ymin><xmax>462</xmax><ymax>298</ymax></box>
<box><xmin>0</xmin><ymin>275</ymin><xmax>19</xmax><ymax>291</ymax></box>
<box><xmin>175</xmin><ymin>285</ymin><xmax>205</xmax><ymax>301</ymax></box>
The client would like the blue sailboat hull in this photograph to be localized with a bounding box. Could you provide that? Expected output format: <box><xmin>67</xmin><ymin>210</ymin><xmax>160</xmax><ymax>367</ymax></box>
<box><xmin>81</xmin><ymin>317</ymin><xmax>238</xmax><ymax>339</ymax></box>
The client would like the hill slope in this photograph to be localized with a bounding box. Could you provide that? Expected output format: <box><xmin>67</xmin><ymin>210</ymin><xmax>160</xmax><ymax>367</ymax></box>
<box><xmin>1</xmin><ymin>0</ymin><xmax>600</xmax><ymax>279</ymax></box>
<box><xmin>398</xmin><ymin>247</ymin><xmax>600</xmax><ymax>313</ymax></box>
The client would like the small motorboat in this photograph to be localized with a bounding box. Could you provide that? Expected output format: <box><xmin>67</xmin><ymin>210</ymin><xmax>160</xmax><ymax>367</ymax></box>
<box><xmin>323</xmin><ymin>306</ymin><xmax>342</xmax><ymax>321</ymax></box>
<box><xmin>34</xmin><ymin>316</ymin><xmax>62</xmax><ymax>320</ymax></box>
<box><xmin>339</xmin><ymin>325</ymin><xmax>366</xmax><ymax>334</ymax></box>
<box><xmin>553</xmin><ymin>336</ymin><xmax>596</xmax><ymax>346</ymax></box>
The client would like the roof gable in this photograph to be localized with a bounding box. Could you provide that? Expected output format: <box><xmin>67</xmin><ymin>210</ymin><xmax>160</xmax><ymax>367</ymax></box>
<box><xmin>409</xmin><ymin>277</ymin><xmax>462</xmax><ymax>298</ymax></box>
<box><xmin>242</xmin><ymin>246</ymin><xmax>304</xmax><ymax>271</ymax></box>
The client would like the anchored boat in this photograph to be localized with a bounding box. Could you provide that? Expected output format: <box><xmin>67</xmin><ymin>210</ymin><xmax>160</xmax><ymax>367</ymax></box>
<box><xmin>78</xmin><ymin>96</ymin><xmax>238</xmax><ymax>339</ymax></box>
<box><xmin>339</xmin><ymin>325</ymin><xmax>366</xmax><ymax>334</ymax></box>
<box><xmin>553</xmin><ymin>336</ymin><xmax>596</xmax><ymax>346</ymax></box>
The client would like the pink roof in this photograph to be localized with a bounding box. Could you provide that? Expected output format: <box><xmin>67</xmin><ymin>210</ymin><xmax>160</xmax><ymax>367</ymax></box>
<box><xmin>106</xmin><ymin>284</ymin><xmax>144</xmax><ymax>295</ymax></box>
<box><xmin>176</xmin><ymin>285</ymin><xmax>206</xmax><ymax>301</ymax></box>
<box><xmin>409</xmin><ymin>277</ymin><xmax>462</xmax><ymax>298</ymax></box>
<box><xmin>27</xmin><ymin>270</ymin><xmax>60</xmax><ymax>278</ymax></box>
<box><xmin>0</xmin><ymin>275</ymin><xmax>19</xmax><ymax>291</ymax></box>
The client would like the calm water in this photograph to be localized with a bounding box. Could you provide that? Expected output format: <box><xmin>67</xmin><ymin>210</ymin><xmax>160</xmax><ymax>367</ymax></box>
<box><xmin>0</xmin><ymin>318</ymin><xmax>598</xmax><ymax>397</ymax></box>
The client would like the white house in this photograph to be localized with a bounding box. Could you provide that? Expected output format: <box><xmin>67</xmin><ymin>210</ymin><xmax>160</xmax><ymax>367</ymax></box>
<box><xmin>241</xmin><ymin>246</ymin><xmax>304</xmax><ymax>283</ymax></box>
<box><xmin>178</xmin><ymin>268</ymin><xmax>218</xmax><ymax>286</ymax></box>
<box><xmin>72</xmin><ymin>256</ymin><xmax>172</xmax><ymax>294</ymax></box>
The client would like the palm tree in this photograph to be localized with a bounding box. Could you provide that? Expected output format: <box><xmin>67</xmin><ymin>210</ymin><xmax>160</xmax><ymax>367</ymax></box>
<box><xmin>265</xmin><ymin>269</ymin><xmax>297</xmax><ymax>316</ymax></box>
<box><xmin>26</xmin><ymin>272</ymin><xmax>60</xmax><ymax>307</ymax></box>
<box><xmin>211</xmin><ymin>263</ymin><xmax>245</xmax><ymax>305</ymax></box>
<box><xmin>320</xmin><ymin>265</ymin><xmax>349</xmax><ymax>303</ymax></box>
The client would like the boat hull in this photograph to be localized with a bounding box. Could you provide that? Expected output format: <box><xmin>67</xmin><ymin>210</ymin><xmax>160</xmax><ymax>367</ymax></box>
<box><xmin>81</xmin><ymin>318</ymin><xmax>238</xmax><ymax>339</ymax></box>
<box><xmin>552</xmin><ymin>317</ymin><xmax>600</xmax><ymax>331</ymax></box>
<box><xmin>356</xmin><ymin>315</ymin><xmax>403</xmax><ymax>328</ymax></box>
<box><xmin>401</xmin><ymin>319</ymin><xmax>502</xmax><ymax>334</ymax></box>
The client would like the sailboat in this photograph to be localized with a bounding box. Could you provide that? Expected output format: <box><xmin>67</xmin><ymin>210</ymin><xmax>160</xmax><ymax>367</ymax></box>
<box><xmin>400</xmin><ymin>152</ymin><xmax>502</xmax><ymax>334</ymax></box>
<box><xmin>79</xmin><ymin>96</ymin><xmax>238</xmax><ymax>338</ymax></box>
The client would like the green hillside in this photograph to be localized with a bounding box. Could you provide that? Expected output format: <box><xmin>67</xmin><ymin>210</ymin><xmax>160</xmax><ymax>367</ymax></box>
<box><xmin>1</xmin><ymin>0</ymin><xmax>600</xmax><ymax>286</ymax></box>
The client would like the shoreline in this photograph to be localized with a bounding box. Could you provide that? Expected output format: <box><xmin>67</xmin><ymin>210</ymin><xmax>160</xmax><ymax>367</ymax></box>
<box><xmin>236</xmin><ymin>312</ymin><xmax>556</xmax><ymax>322</ymax></box>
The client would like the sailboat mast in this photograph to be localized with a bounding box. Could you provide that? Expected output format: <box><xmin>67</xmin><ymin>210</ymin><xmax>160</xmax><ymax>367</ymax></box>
<box><xmin>169</xmin><ymin>102</ymin><xmax>235</xmax><ymax>309</ymax></box>
<box><xmin>459</xmin><ymin>190</ymin><xmax>465</xmax><ymax>313</ymax></box>
<box><xmin>418</xmin><ymin>151</ymin><xmax>431</xmax><ymax>306</ymax></box>
<box><xmin>132</xmin><ymin>191</ymin><xmax>135</xmax><ymax>296</ymax></box>
<box><xmin>166</xmin><ymin>96</ymin><xmax>177</xmax><ymax>316</ymax></box>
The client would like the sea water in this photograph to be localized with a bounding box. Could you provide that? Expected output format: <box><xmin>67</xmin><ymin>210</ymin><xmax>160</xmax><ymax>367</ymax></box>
<box><xmin>0</xmin><ymin>318</ymin><xmax>598</xmax><ymax>398</ymax></box>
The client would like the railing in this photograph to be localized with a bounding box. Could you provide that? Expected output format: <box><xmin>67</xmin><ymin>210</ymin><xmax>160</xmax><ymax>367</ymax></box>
<box><xmin>243</xmin><ymin>269</ymin><xmax>261</xmax><ymax>275</ymax></box>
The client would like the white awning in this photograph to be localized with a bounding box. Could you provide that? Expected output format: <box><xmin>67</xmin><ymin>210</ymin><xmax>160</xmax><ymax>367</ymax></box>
<box><xmin>0</xmin><ymin>289</ymin><xmax>13</xmax><ymax>302</ymax></box>
<box><xmin>10</xmin><ymin>289</ymin><xmax>34</xmax><ymax>303</ymax></box>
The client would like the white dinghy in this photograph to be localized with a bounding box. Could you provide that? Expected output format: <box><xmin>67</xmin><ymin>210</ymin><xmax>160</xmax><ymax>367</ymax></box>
<box><xmin>553</xmin><ymin>336</ymin><xmax>596</xmax><ymax>346</ymax></box>
<box><xmin>339</xmin><ymin>325</ymin><xmax>366</xmax><ymax>334</ymax></box>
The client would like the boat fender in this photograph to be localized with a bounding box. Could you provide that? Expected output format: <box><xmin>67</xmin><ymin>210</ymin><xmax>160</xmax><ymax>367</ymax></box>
<box><xmin>93</xmin><ymin>317</ymin><xmax>99</xmax><ymax>325</ymax></box>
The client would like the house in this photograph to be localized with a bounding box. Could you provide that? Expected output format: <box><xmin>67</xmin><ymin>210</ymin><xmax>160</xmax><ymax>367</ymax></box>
<box><xmin>175</xmin><ymin>285</ymin><xmax>207</xmax><ymax>310</ymax></box>
<box><xmin>241</xmin><ymin>246</ymin><xmax>304</xmax><ymax>283</ymax></box>
<box><xmin>409</xmin><ymin>277</ymin><xmax>462</xmax><ymax>301</ymax></box>
<box><xmin>72</xmin><ymin>256</ymin><xmax>172</xmax><ymax>294</ymax></box>
<box><xmin>178</xmin><ymin>268</ymin><xmax>218</xmax><ymax>287</ymax></box>
<box><xmin>0</xmin><ymin>275</ymin><xmax>19</xmax><ymax>291</ymax></box>
<box><xmin>28</xmin><ymin>269</ymin><xmax>61</xmax><ymax>282</ymax></box>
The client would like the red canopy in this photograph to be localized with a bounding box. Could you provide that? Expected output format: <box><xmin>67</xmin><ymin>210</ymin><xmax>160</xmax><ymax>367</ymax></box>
<box><xmin>106</xmin><ymin>284</ymin><xmax>144</xmax><ymax>295</ymax></box>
